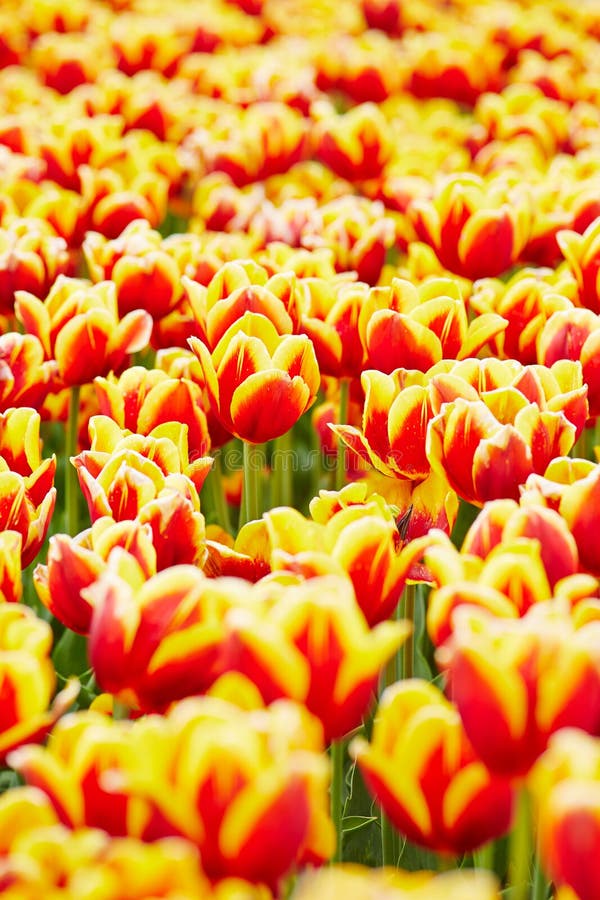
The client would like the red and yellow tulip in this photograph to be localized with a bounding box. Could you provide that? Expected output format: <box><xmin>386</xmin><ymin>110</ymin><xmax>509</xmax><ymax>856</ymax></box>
<box><xmin>15</xmin><ymin>276</ymin><xmax>152</xmax><ymax>387</ymax></box>
<box><xmin>351</xmin><ymin>680</ymin><xmax>514</xmax><ymax>855</ymax></box>
<box><xmin>188</xmin><ymin>315</ymin><xmax>319</xmax><ymax>444</ymax></box>
<box><xmin>438</xmin><ymin>603</ymin><xmax>600</xmax><ymax>776</ymax></box>
<box><xmin>530</xmin><ymin>729</ymin><xmax>600</xmax><ymax>900</ymax></box>
<box><xmin>10</xmin><ymin>692</ymin><xmax>334</xmax><ymax>888</ymax></box>
<box><xmin>0</xmin><ymin>604</ymin><xmax>78</xmax><ymax>763</ymax></box>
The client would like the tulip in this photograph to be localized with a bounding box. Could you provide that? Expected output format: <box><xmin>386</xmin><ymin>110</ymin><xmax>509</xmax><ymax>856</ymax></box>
<box><xmin>557</xmin><ymin>216</ymin><xmax>600</xmax><ymax>313</ymax></box>
<box><xmin>409</xmin><ymin>173</ymin><xmax>531</xmax><ymax>279</ymax></box>
<box><xmin>0</xmin><ymin>408</ymin><xmax>56</xmax><ymax>567</ymax></box>
<box><xmin>470</xmin><ymin>270</ymin><xmax>574</xmax><ymax>365</ymax></box>
<box><xmin>530</xmin><ymin>729</ymin><xmax>600</xmax><ymax>900</ymax></box>
<box><xmin>0</xmin><ymin>333</ymin><xmax>59</xmax><ymax>413</ymax></box>
<box><xmin>461</xmin><ymin>498</ymin><xmax>579</xmax><ymax>589</ymax></box>
<box><xmin>538</xmin><ymin>307</ymin><xmax>600</xmax><ymax>416</ymax></box>
<box><xmin>33</xmin><ymin>518</ymin><xmax>157</xmax><ymax>635</ymax></box>
<box><xmin>0</xmin><ymin>604</ymin><xmax>78</xmax><ymax>763</ymax></box>
<box><xmin>300</xmin><ymin>196</ymin><xmax>396</xmax><ymax>285</ymax></box>
<box><xmin>407</xmin><ymin>31</ymin><xmax>503</xmax><ymax>105</ymax></box>
<box><xmin>188</xmin><ymin>315</ymin><xmax>319</xmax><ymax>444</ymax></box>
<box><xmin>556</xmin><ymin>463</ymin><xmax>600</xmax><ymax>577</ymax></box>
<box><xmin>333</xmin><ymin>368</ymin><xmax>433</xmax><ymax>481</ymax></box>
<box><xmin>426</xmin><ymin>361</ymin><xmax>585</xmax><ymax>503</ymax></box>
<box><xmin>260</xmin><ymin>499</ymin><xmax>426</xmax><ymax>626</ymax></box>
<box><xmin>85</xmin><ymin>557</ymin><xmax>234</xmax><ymax>712</ymax></box>
<box><xmin>359</xmin><ymin>277</ymin><xmax>506</xmax><ymax>374</ymax></box>
<box><xmin>350</xmin><ymin>680</ymin><xmax>514</xmax><ymax>855</ymax></box>
<box><xmin>424</xmin><ymin>529</ymin><xmax>560</xmax><ymax>645</ymax></box>
<box><xmin>94</xmin><ymin>365</ymin><xmax>211</xmax><ymax>462</ymax></box>
<box><xmin>0</xmin><ymin>218</ymin><xmax>71</xmax><ymax>316</ymax></box>
<box><xmin>297</xmin><ymin>278</ymin><xmax>370</xmax><ymax>378</ymax></box>
<box><xmin>10</xmin><ymin>693</ymin><xmax>334</xmax><ymax>888</ymax></box>
<box><xmin>190</xmin><ymin>101</ymin><xmax>307</xmax><ymax>187</ymax></box>
<box><xmin>293</xmin><ymin>866</ymin><xmax>501</xmax><ymax>899</ymax></box>
<box><xmin>83</xmin><ymin>220</ymin><xmax>183</xmax><ymax>321</ymax></box>
<box><xmin>248</xmin><ymin>576</ymin><xmax>411</xmax><ymax>742</ymax></box>
<box><xmin>437</xmin><ymin>603</ymin><xmax>600</xmax><ymax>776</ymax></box>
<box><xmin>156</xmin><ymin>346</ymin><xmax>233</xmax><ymax>448</ymax></box>
<box><xmin>182</xmin><ymin>259</ymin><xmax>299</xmax><ymax>350</ymax></box>
<box><xmin>15</xmin><ymin>276</ymin><xmax>152</xmax><ymax>387</ymax></box>
<box><xmin>73</xmin><ymin>415</ymin><xmax>212</xmax><ymax>522</ymax></box>
<box><xmin>314</xmin><ymin>102</ymin><xmax>393</xmax><ymax>182</ymax></box>
<box><xmin>474</xmin><ymin>84</ymin><xmax>569</xmax><ymax>159</ymax></box>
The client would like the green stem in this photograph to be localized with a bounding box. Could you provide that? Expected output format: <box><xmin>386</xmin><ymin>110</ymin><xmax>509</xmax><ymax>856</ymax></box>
<box><xmin>381</xmin><ymin>811</ymin><xmax>397</xmax><ymax>866</ymax></box>
<box><xmin>204</xmin><ymin>453</ymin><xmax>232</xmax><ymax>534</ymax></box>
<box><xmin>507</xmin><ymin>787</ymin><xmax>533</xmax><ymax>900</ymax></box>
<box><xmin>65</xmin><ymin>384</ymin><xmax>80</xmax><ymax>537</ymax></box>
<box><xmin>472</xmin><ymin>840</ymin><xmax>495</xmax><ymax>872</ymax></box>
<box><xmin>402</xmin><ymin>584</ymin><xmax>415</xmax><ymax>681</ymax></box>
<box><xmin>531</xmin><ymin>854</ymin><xmax>548</xmax><ymax>900</ymax></box>
<box><xmin>239</xmin><ymin>441</ymin><xmax>263</xmax><ymax>528</ymax></box>
<box><xmin>272</xmin><ymin>429</ymin><xmax>293</xmax><ymax>509</ymax></box>
<box><xmin>379</xmin><ymin>595</ymin><xmax>403</xmax><ymax>867</ymax></box>
<box><xmin>336</xmin><ymin>378</ymin><xmax>350</xmax><ymax>491</ymax></box>
<box><xmin>330</xmin><ymin>739</ymin><xmax>345</xmax><ymax>863</ymax></box>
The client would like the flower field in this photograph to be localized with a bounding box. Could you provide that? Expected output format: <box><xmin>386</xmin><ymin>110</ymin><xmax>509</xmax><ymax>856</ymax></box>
<box><xmin>2</xmin><ymin>0</ymin><xmax>600</xmax><ymax>896</ymax></box>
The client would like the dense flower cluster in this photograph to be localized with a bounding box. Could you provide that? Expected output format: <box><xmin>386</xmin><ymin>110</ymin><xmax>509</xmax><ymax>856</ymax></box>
<box><xmin>1</xmin><ymin>0</ymin><xmax>600</xmax><ymax>896</ymax></box>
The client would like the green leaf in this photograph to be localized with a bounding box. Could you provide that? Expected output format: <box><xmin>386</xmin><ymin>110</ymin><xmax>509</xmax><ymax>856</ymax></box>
<box><xmin>342</xmin><ymin>815</ymin><xmax>378</xmax><ymax>834</ymax></box>
<box><xmin>341</xmin><ymin>761</ymin><xmax>383</xmax><ymax>867</ymax></box>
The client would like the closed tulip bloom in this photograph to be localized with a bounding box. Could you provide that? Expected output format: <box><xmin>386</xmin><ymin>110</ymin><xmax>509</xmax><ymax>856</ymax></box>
<box><xmin>0</xmin><ymin>219</ymin><xmax>71</xmax><ymax>316</ymax></box>
<box><xmin>538</xmin><ymin>307</ymin><xmax>600</xmax><ymax>416</ymax></box>
<box><xmin>530</xmin><ymin>729</ymin><xmax>600</xmax><ymax>900</ymax></box>
<box><xmin>183</xmin><ymin>259</ymin><xmax>299</xmax><ymax>350</ymax></box>
<box><xmin>438</xmin><ymin>603</ymin><xmax>600</xmax><ymax>776</ymax></box>
<box><xmin>261</xmin><ymin>576</ymin><xmax>411</xmax><ymax>742</ymax></box>
<box><xmin>188</xmin><ymin>315</ymin><xmax>319</xmax><ymax>444</ymax></box>
<box><xmin>470</xmin><ymin>270</ymin><xmax>575</xmax><ymax>365</ymax></box>
<box><xmin>15</xmin><ymin>276</ymin><xmax>152</xmax><ymax>387</ymax></box>
<box><xmin>315</xmin><ymin>102</ymin><xmax>393</xmax><ymax>182</ymax></box>
<box><xmin>333</xmin><ymin>369</ymin><xmax>433</xmax><ymax>481</ymax></box>
<box><xmin>0</xmin><ymin>408</ymin><xmax>56</xmax><ymax>567</ymax></box>
<box><xmin>427</xmin><ymin>360</ymin><xmax>586</xmax><ymax>504</ymax></box>
<box><xmin>359</xmin><ymin>277</ymin><xmax>506</xmax><ymax>375</ymax></box>
<box><xmin>0</xmin><ymin>333</ymin><xmax>59</xmax><ymax>413</ymax></box>
<box><xmin>83</xmin><ymin>219</ymin><xmax>182</xmax><ymax>321</ymax></box>
<box><xmin>557</xmin><ymin>463</ymin><xmax>600</xmax><ymax>577</ymax></box>
<box><xmin>558</xmin><ymin>216</ymin><xmax>600</xmax><ymax>313</ymax></box>
<box><xmin>424</xmin><ymin>530</ymin><xmax>559</xmax><ymax>645</ymax></box>
<box><xmin>0</xmin><ymin>604</ymin><xmax>78</xmax><ymax>763</ymax></box>
<box><xmin>350</xmin><ymin>680</ymin><xmax>514</xmax><ymax>855</ymax></box>
<box><xmin>409</xmin><ymin>173</ymin><xmax>531</xmax><ymax>280</ymax></box>
<box><xmin>85</xmin><ymin>558</ymin><xmax>237</xmax><ymax>712</ymax></box>
<box><xmin>94</xmin><ymin>365</ymin><xmax>211</xmax><ymax>462</ymax></box>
<box><xmin>33</xmin><ymin>518</ymin><xmax>157</xmax><ymax>635</ymax></box>
<box><xmin>297</xmin><ymin>278</ymin><xmax>370</xmax><ymax>378</ymax></box>
<box><xmin>461</xmin><ymin>498</ymin><xmax>579</xmax><ymax>589</ymax></box>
